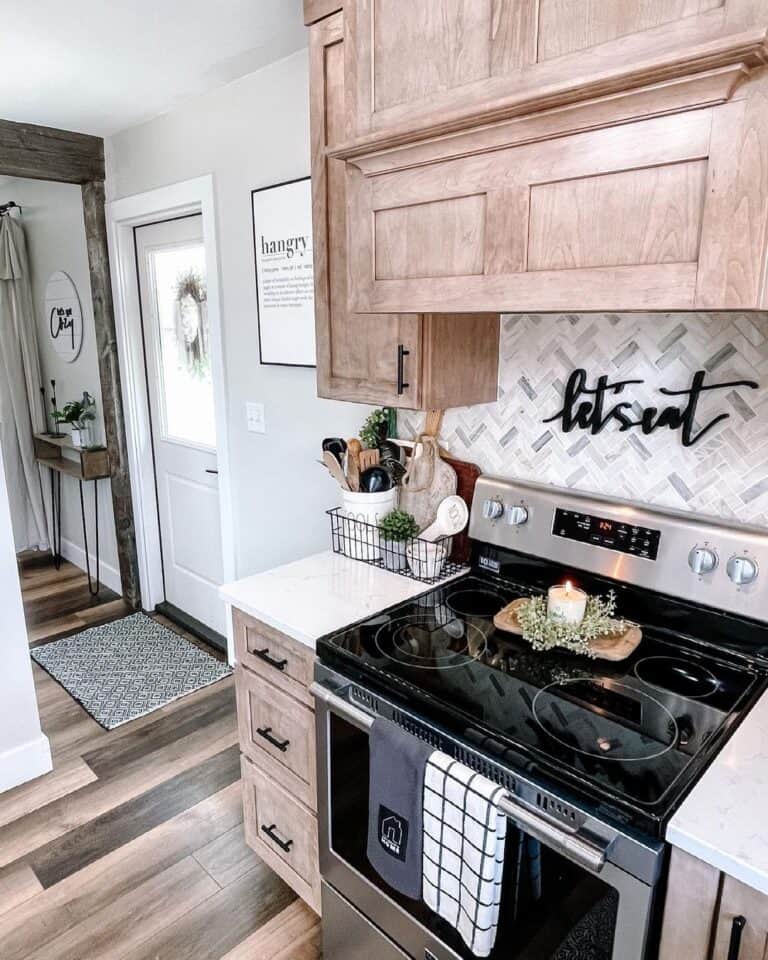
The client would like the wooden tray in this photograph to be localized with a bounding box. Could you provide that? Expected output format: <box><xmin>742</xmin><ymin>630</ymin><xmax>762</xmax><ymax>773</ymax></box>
<box><xmin>493</xmin><ymin>598</ymin><xmax>642</xmax><ymax>662</ymax></box>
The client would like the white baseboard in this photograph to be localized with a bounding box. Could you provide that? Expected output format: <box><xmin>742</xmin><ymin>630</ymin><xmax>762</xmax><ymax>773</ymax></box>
<box><xmin>60</xmin><ymin>537</ymin><xmax>123</xmax><ymax>595</ymax></box>
<box><xmin>0</xmin><ymin>732</ymin><xmax>52</xmax><ymax>795</ymax></box>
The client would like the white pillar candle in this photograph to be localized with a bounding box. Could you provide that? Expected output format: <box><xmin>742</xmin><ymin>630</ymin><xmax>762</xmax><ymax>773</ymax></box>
<box><xmin>547</xmin><ymin>581</ymin><xmax>588</xmax><ymax>625</ymax></box>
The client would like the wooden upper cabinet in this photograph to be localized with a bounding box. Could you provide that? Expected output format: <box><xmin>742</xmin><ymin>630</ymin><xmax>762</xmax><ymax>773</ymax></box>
<box><xmin>345</xmin><ymin>0</ymin><xmax>768</xmax><ymax>143</ymax></box>
<box><xmin>309</xmin><ymin>10</ymin><xmax>499</xmax><ymax>408</ymax></box>
<box><xmin>343</xmin><ymin>63</ymin><xmax>768</xmax><ymax>313</ymax></box>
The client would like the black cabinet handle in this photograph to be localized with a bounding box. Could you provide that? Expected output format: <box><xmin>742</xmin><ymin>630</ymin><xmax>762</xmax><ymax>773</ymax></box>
<box><xmin>255</xmin><ymin>647</ymin><xmax>288</xmax><ymax>671</ymax></box>
<box><xmin>397</xmin><ymin>343</ymin><xmax>410</xmax><ymax>395</ymax></box>
<box><xmin>261</xmin><ymin>823</ymin><xmax>293</xmax><ymax>852</ymax></box>
<box><xmin>256</xmin><ymin>726</ymin><xmax>290</xmax><ymax>752</ymax></box>
<box><xmin>727</xmin><ymin>916</ymin><xmax>746</xmax><ymax>960</ymax></box>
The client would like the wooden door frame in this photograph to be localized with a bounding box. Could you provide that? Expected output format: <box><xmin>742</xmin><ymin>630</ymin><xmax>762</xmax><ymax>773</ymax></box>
<box><xmin>0</xmin><ymin>118</ymin><xmax>140</xmax><ymax>607</ymax></box>
<box><xmin>106</xmin><ymin>176</ymin><xmax>236</xmax><ymax>661</ymax></box>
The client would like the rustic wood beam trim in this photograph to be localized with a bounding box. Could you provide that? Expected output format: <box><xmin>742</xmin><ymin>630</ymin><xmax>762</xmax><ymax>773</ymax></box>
<box><xmin>329</xmin><ymin>29</ymin><xmax>768</xmax><ymax>162</ymax></box>
<box><xmin>81</xmin><ymin>181</ymin><xmax>140</xmax><ymax>608</ymax></box>
<box><xmin>0</xmin><ymin>118</ymin><xmax>104</xmax><ymax>184</ymax></box>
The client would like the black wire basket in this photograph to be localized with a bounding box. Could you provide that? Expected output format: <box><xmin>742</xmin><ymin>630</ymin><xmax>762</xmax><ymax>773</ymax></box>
<box><xmin>327</xmin><ymin>507</ymin><xmax>466</xmax><ymax>585</ymax></box>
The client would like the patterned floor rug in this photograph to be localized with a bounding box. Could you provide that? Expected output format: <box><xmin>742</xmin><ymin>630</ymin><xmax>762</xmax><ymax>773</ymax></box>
<box><xmin>31</xmin><ymin>612</ymin><xmax>232</xmax><ymax>730</ymax></box>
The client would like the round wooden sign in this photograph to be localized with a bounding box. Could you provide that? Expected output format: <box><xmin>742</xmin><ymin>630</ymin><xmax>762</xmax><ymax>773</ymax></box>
<box><xmin>45</xmin><ymin>271</ymin><xmax>83</xmax><ymax>363</ymax></box>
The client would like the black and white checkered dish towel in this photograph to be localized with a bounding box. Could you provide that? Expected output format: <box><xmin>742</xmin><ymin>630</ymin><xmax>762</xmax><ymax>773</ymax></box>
<box><xmin>422</xmin><ymin>752</ymin><xmax>507</xmax><ymax>958</ymax></box>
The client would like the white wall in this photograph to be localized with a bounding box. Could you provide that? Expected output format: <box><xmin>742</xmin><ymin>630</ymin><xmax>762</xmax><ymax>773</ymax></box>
<box><xmin>0</xmin><ymin>445</ymin><xmax>51</xmax><ymax>793</ymax></box>
<box><xmin>0</xmin><ymin>179</ymin><xmax>120</xmax><ymax>590</ymax></box>
<box><xmin>106</xmin><ymin>49</ymin><xmax>370</xmax><ymax>578</ymax></box>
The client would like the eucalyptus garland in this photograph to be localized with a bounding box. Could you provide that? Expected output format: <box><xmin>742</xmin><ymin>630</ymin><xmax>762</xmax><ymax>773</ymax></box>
<box><xmin>516</xmin><ymin>591</ymin><xmax>626</xmax><ymax>658</ymax></box>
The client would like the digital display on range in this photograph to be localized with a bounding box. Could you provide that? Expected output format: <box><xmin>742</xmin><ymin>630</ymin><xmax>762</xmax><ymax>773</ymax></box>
<box><xmin>553</xmin><ymin>508</ymin><xmax>661</xmax><ymax>560</ymax></box>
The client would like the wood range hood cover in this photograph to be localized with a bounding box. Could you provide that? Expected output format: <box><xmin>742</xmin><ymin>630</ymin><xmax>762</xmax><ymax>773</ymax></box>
<box><xmin>327</xmin><ymin>0</ymin><xmax>768</xmax><ymax>315</ymax></box>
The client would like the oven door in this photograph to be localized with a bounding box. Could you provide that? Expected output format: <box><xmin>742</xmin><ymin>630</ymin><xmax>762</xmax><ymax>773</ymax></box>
<box><xmin>313</xmin><ymin>680</ymin><xmax>658</xmax><ymax>960</ymax></box>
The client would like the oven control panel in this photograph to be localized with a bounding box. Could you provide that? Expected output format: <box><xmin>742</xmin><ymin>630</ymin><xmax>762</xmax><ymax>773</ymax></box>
<box><xmin>553</xmin><ymin>509</ymin><xmax>661</xmax><ymax>561</ymax></box>
<box><xmin>469</xmin><ymin>476</ymin><xmax>767</xmax><ymax>622</ymax></box>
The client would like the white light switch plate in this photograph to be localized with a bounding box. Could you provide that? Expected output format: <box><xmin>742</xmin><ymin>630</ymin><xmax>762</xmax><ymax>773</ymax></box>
<box><xmin>246</xmin><ymin>402</ymin><xmax>266</xmax><ymax>434</ymax></box>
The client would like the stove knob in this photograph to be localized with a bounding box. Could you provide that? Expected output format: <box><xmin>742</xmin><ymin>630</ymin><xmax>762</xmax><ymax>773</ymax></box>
<box><xmin>727</xmin><ymin>555</ymin><xmax>759</xmax><ymax>586</ymax></box>
<box><xmin>688</xmin><ymin>546</ymin><xmax>718</xmax><ymax>576</ymax></box>
<box><xmin>482</xmin><ymin>499</ymin><xmax>504</xmax><ymax>521</ymax></box>
<box><xmin>505</xmin><ymin>504</ymin><xmax>529</xmax><ymax>526</ymax></box>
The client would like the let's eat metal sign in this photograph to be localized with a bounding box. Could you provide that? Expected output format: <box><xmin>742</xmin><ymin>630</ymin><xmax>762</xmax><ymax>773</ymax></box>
<box><xmin>544</xmin><ymin>369</ymin><xmax>759</xmax><ymax>447</ymax></box>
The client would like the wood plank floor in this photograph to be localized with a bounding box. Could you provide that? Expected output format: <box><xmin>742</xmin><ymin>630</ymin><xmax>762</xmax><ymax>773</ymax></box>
<box><xmin>1</xmin><ymin>553</ymin><xmax>322</xmax><ymax>960</ymax></box>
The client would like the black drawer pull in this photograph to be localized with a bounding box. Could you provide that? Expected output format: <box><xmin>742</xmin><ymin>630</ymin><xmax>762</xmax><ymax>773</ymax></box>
<box><xmin>256</xmin><ymin>726</ymin><xmax>290</xmax><ymax>752</ymax></box>
<box><xmin>255</xmin><ymin>647</ymin><xmax>288</xmax><ymax>671</ymax></box>
<box><xmin>396</xmin><ymin>343</ymin><xmax>410</xmax><ymax>395</ymax></box>
<box><xmin>727</xmin><ymin>916</ymin><xmax>746</xmax><ymax>960</ymax></box>
<box><xmin>261</xmin><ymin>823</ymin><xmax>293</xmax><ymax>852</ymax></box>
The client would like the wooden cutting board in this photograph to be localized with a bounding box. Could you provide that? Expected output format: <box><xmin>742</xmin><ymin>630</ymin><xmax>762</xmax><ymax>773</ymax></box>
<box><xmin>442</xmin><ymin>455</ymin><xmax>481</xmax><ymax>565</ymax></box>
<box><xmin>494</xmin><ymin>597</ymin><xmax>642</xmax><ymax>662</ymax></box>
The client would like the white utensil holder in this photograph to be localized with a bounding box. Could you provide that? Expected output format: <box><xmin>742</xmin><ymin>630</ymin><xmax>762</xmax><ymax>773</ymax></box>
<box><xmin>338</xmin><ymin>488</ymin><xmax>398</xmax><ymax>561</ymax></box>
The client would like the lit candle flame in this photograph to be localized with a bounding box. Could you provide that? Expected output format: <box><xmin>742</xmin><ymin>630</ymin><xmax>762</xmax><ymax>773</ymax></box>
<box><xmin>564</xmin><ymin>580</ymin><xmax>573</xmax><ymax>594</ymax></box>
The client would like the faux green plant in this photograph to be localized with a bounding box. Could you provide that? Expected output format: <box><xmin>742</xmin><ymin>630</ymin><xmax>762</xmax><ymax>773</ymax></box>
<box><xmin>515</xmin><ymin>591</ymin><xmax>626</xmax><ymax>659</ymax></box>
<box><xmin>378</xmin><ymin>509</ymin><xmax>419</xmax><ymax>543</ymax></box>
<box><xmin>53</xmin><ymin>391</ymin><xmax>96</xmax><ymax>430</ymax></box>
<box><xmin>360</xmin><ymin>408</ymin><xmax>390</xmax><ymax>449</ymax></box>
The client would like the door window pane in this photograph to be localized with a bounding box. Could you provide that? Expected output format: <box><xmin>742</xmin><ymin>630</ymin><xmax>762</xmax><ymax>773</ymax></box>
<box><xmin>149</xmin><ymin>243</ymin><xmax>216</xmax><ymax>448</ymax></box>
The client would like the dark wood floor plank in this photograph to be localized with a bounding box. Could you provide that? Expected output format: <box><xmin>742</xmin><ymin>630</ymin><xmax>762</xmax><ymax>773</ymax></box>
<box><xmin>28</xmin><ymin>744</ymin><xmax>241</xmax><ymax>888</ymax></box>
<box><xmin>82</xmin><ymin>681</ymin><xmax>236</xmax><ymax>779</ymax></box>
<box><xmin>0</xmin><ymin>784</ymin><xmax>242</xmax><ymax>960</ymax></box>
<box><xmin>118</xmin><ymin>861</ymin><xmax>296</xmax><ymax>960</ymax></box>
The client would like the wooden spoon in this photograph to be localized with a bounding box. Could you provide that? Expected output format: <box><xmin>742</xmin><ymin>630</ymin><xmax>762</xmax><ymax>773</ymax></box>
<box><xmin>346</xmin><ymin>439</ymin><xmax>362</xmax><ymax>492</ymax></box>
<box><xmin>322</xmin><ymin>450</ymin><xmax>350</xmax><ymax>491</ymax></box>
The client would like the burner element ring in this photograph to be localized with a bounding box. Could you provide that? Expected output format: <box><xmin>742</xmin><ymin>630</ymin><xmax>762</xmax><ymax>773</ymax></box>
<box><xmin>633</xmin><ymin>656</ymin><xmax>719</xmax><ymax>699</ymax></box>
<box><xmin>374</xmin><ymin>615</ymin><xmax>487</xmax><ymax>670</ymax></box>
<box><xmin>532</xmin><ymin>678</ymin><xmax>679</xmax><ymax>762</ymax></box>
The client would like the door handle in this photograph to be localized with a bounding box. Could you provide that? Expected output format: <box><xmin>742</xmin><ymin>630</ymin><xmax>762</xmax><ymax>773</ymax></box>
<box><xmin>261</xmin><ymin>823</ymin><xmax>293</xmax><ymax>853</ymax></box>
<box><xmin>205</xmin><ymin>468</ymin><xmax>219</xmax><ymax>474</ymax></box>
<box><xmin>255</xmin><ymin>647</ymin><xmax>288</xmax><ymax>671</ymax></box>
<box><xmin>396</xmin><ymin>344</ymin><xmax>410</xmax><ymax>395</ymax></box>
<box><xmin>727</xmin><ymin>916</ymin><xmax>746</xmax><ymax>960</ymax></box>
<box><xmin>256</xmin><ymin>726</ymin><xmax>290</xmax><ymax>752</ymax></box>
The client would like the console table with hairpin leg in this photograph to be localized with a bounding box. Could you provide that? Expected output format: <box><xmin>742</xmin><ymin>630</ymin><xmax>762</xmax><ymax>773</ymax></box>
<box><xmin>33</xmin><ymin>433</ymin><xmax>110</xmax><ymax>596</ymax></box>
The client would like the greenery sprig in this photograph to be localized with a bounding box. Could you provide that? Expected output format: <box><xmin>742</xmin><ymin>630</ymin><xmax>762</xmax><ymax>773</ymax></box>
<box><xmin>378</xmin><ymin>508</ymin><xmax>419</xmax><ymax>543</ymax></box>
<box><xmin>516</xmin><ymin>591</ymin><xmax>625</xmax><ymax>658</ymax></box>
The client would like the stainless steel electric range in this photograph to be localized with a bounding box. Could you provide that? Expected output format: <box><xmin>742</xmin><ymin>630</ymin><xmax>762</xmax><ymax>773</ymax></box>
<box><xmin>311</xmin><ymin>477</ymin><xmax>768</xmax><ymax>960</ymax></box>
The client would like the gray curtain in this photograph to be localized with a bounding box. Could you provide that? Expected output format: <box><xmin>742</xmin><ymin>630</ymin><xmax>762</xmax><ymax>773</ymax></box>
<box><xmin>0</xmin><ymin>215</ymin><xmax>48</xmax><ymax>552</ymax></box>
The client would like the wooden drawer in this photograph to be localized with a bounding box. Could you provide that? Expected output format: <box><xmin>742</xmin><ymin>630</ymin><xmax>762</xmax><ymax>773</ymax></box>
<box><xmin>233</xmin><ymin>609</ymin><xmax>314</xmax><ymax>706</ymax></box>
<box><xmin>242</xmin><ymin>756</ymin><xmax>320</xmax><ymax>913</ymax></box>
<box><xmin>236</xmin><ymin>665</ymin><xmax>317</xmax><ymax>810</ymax></box>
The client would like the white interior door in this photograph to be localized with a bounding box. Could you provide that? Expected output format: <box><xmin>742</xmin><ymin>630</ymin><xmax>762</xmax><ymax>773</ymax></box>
<box><xmin>135</xmin><ymin>215</ymin><xmax>225</xmax><ymax>636</ymax></box>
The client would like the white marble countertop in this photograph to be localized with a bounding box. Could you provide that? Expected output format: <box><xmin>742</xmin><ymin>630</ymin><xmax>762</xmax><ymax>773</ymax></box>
<box><xmin>668</xmin><ymin>687</ymin><xmax>768</xmax><ymax>895</ymax></box>
<box><xmin>219</xmin><ymin>550</ymin><xmax>466</xmax><ymax>649</ymax></box>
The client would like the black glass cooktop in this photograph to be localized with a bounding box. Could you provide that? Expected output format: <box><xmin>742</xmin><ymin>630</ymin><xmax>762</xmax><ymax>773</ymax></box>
<box><xmin>318</xmin><ymin>572</ymin><xmax>767</xmax><ymax>833</ymax></box>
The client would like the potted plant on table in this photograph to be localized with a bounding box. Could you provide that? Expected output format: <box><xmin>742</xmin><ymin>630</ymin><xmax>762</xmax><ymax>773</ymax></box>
<box><xmin>378</xmin><ymin>508</ymin><xmax>419</xmax><ymax>572</ymax></box>
<box><xmin>53</xmin><ymin>392</ymin><xmax>97</xmax><ymax>448</ymax></box>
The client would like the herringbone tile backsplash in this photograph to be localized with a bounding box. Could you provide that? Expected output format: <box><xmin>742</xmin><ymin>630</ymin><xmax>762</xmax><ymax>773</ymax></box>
<box><xmin>399</xmin><ymin>313</ymin><xmax>768</xmax><ymax>527</ymax></box>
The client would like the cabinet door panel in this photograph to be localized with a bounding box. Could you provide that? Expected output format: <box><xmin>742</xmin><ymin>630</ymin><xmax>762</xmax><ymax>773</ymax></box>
<box><xmin>348</xmin><ymin>109</ymin><xmax>711</xmax><ymax>312</ymax></box>
<box><xmin>711</xmin><ymin>874</ymin><xmax>768</xmax><ymax>960</ymax></box>
<box><xmin>349</xmin><ymin>0</ymin><xmax>753</xmax><ymax>140</ymax></box>
<box><xmin>310</xmin><ymin>11</ymin><xmax>421</xmax><ymax>407</ymax></box>
<box><xmin>538</xmin><ymin>0</ymin><xmax>723</xmax><ymax>62</ymax></box>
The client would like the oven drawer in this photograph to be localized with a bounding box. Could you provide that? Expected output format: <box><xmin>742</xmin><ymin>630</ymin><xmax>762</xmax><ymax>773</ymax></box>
<box><xmin>236</xmin><ymin>666</ymin><xmax>317</xmax><ymax>810</ymax></box>
<box><xmin>233</xmin><ymin>609</ymin><xmax>314</xmax><ymax>705</ymax></box>
<box><xmin>241</xmin><ymin>756</ymin><xmax>320</xmax><ymax>913</ymax></box>
<box><xmin>322</xmin><ymin>882</ymin><xmax>409</xmax><ymax>960</ymax></box>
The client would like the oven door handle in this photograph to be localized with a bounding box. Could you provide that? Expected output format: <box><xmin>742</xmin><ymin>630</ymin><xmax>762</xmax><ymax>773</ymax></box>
<box><xmin>498</xmin><ymin>794</ymin><xmax>608</xmax><ymax>873</ymax></box>
<box><xmin>311</xmin><ymin>682</ymin><xmax>375</xmax><ymax>731</ymax></box>
<box><xmin>311</xmin><ymin>682</ymin><xmax>608</xmax><ymax>874</ymax></box>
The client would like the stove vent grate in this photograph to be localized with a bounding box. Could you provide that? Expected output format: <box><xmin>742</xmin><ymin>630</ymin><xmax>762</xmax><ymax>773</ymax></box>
<box><xmin>392</xmin><ymin>710</ymin><xmax>517</xmax><ymax>792</ymax></box>
<box><xmin>350</xmin><ymin>687</ymin><xmax>380</xmax><ymax>713</ymax></box>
